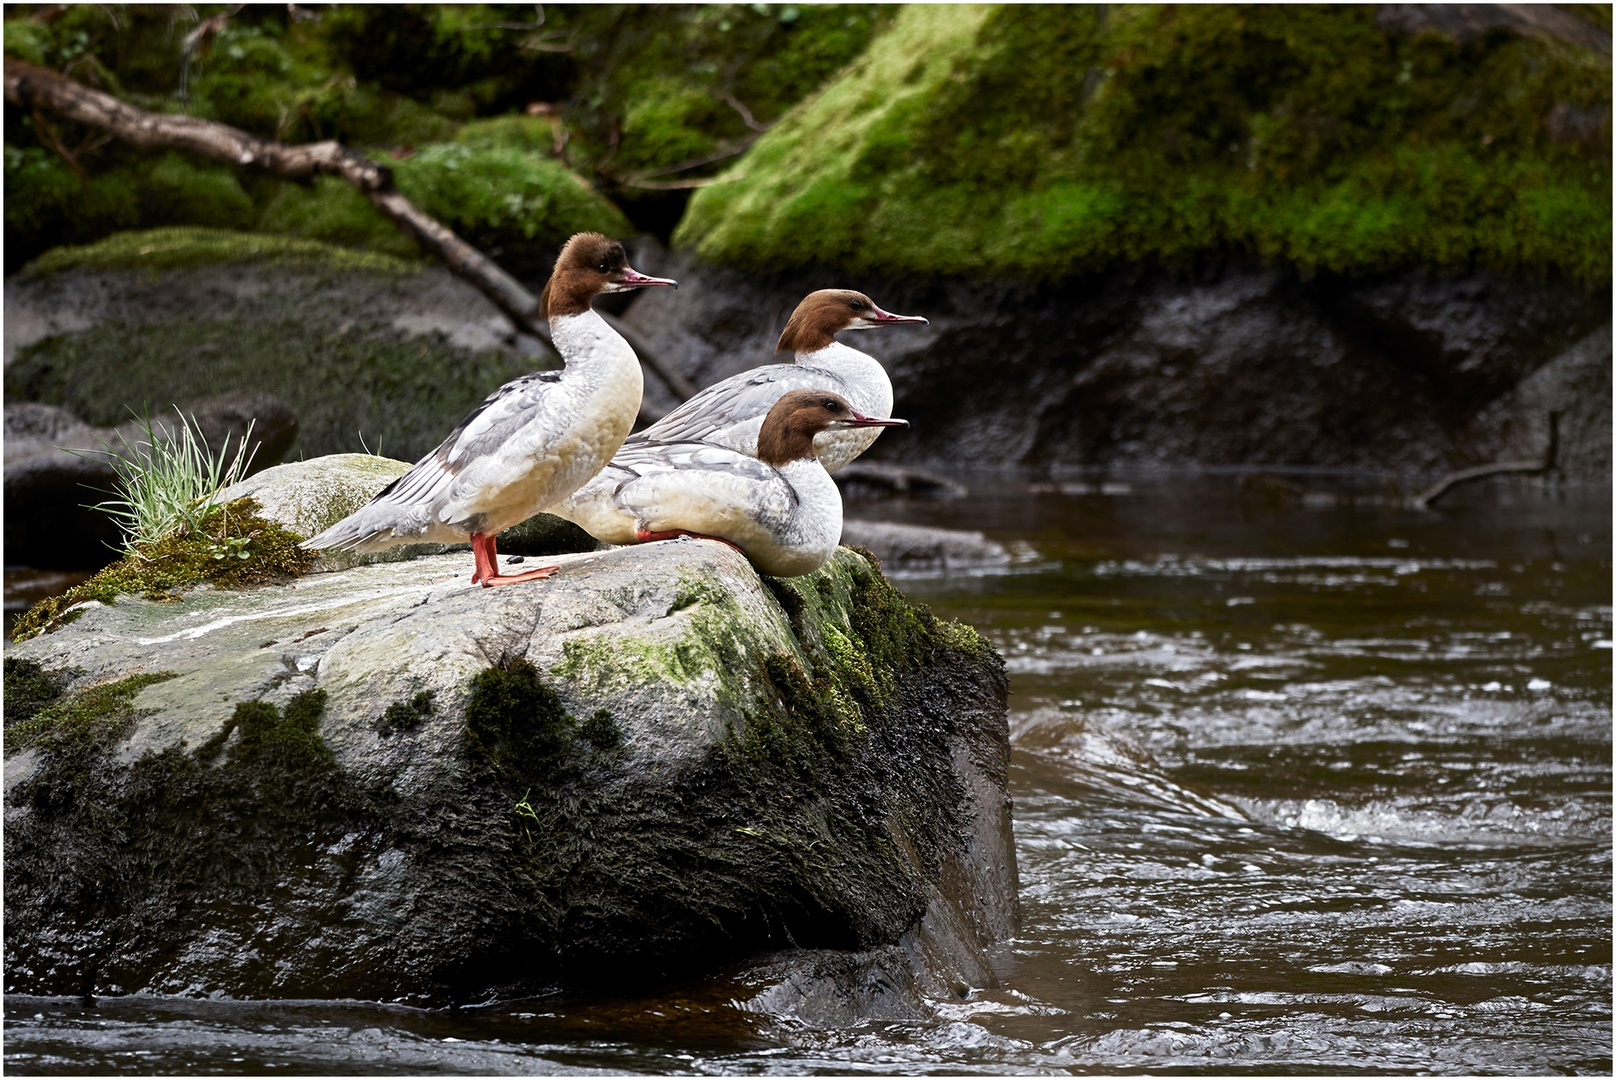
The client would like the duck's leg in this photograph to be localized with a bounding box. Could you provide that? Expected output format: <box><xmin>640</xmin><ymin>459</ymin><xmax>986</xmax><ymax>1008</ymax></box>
<box><xmin>470</xmin><ymin>534</ymin><xmax>494</xmax><ymax>584</ymax></box>
<box><xmin>474</xmin><ymin>532</ymin><xmax>560</xmax><ymax>587</ymax></box>
<box><xmin>635</xmin><ymin>529</ymin><xmax>744</xmax><ymax>555</ymax></box>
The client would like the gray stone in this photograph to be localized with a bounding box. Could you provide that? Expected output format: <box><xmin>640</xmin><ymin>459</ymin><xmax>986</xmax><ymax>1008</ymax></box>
<box><xmin>1465</xmin><ymin>324</ymin><xmax>1613</xmax><ymax>483</ymax></box>
<box><xmin>3</xmin><ymin>542</ymin><xmax>1013</xmax><ymax>1008</ymax></box>
<box><xmin>842</xmin><ymin>519</ymin><xmax>1011</xmax><ymax>574</ymax></box>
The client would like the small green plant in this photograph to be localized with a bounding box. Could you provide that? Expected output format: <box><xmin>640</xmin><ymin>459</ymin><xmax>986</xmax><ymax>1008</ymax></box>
<box><xmin>513</xmin><ymin>787</ymin><xmax>541</xmax><ymax>842</ymax></box>
<box><xmin>74</xmin><ymin>407</ymin><xmax>258</xmax><ymax>552</ymax></box>
<box><xmin>207</xmin><ymin>534</ymin><xmax>254</xmax><ymax>562</ymax></box>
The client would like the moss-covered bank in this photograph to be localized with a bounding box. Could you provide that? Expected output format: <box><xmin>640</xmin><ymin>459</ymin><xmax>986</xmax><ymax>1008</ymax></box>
<box><xmin>679</xmin><ymin>4</ymin><xmax>1611</xmax><ymax>284</ymax></box>
<box><xmin>3</xmin><ymin>4</ymin><xmax>887</xmax><ymax>265</ymax></box>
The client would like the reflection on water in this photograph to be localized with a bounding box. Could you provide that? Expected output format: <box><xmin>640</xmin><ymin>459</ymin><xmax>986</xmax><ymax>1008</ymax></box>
<box><xmin>6</xmin><ymin>473</ymin><xmax>1611</xmax><ymax>1074</ymax></box>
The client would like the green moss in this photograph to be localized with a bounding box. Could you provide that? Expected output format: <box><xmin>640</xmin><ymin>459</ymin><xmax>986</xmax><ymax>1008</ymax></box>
<box><xmin>463</xmin><ymin>655</ymin><xmax>578</xmax><ymax>776</ymax></box>
<box><xmin>4</xmin><ymin>17</ymin><xmax>49</xmax><ymax>65</ymax></box>
<box><xmin>19</xmin><ymin>226</ymin><xmax>419</xmax><ymax>279</ymax></box>
<box><xmin>3</xmin><ymin>147</ymin><xmax>265</xmax><ymax>272</ymax></box>
<box><xmin>376</xmin><ymin>690</ymin><xmax>436</xmax><ymax>738</ymax></box>
<box><xmin>253</xmin><ymin>178</ymin><xmax>420</xmax><ymax>259</ymax></box>
<box><xmin>680</xmin><ymin>4</ymin><xmax>1612</xmax><ymax>284</ymax></box>
<box><xmin>551</xmin><ymin>574</ymin><xmax>772</xmax><ymax>716</ymax></box>
<box><xmin>454</xmin><ymin>115</ymin><xmax>562</xmax><ymax>155</ymax></box>
<box><xmin>196</xmin><ymin>689</ymin><xmax>333</xmax><ymax>768</ymax></box>
<box><xmin>10</xmin><ymin>498</ymin><xmax>313</xmax><ymax>644</ymax></box>
<box><xmin>391</xmin><ymin>143</ymin><xmax>631</xmax><ymax>267</ymax></box>
<box><xmin>5</xmin><ymin>670</ymin><xmax>178</xmax><ymax>757</ymax></box>
<box><xmin>579</xmin><ymin>708</ymin><xmax>622</xmax><ymax>751</ymax></box>
<box><xmin>7</xmin><ymin>680</ymin><xmax>396</xmax><ymax>998</ymax></box>
<box><xmin>3</xmin><ymin>657</ymin><xmax>75</xmax><ymax>731</ymax></box>
<box><xmin>557</xmin><ymin>6</ymin><xmax>894</xmax><ymax>177</ymax></box>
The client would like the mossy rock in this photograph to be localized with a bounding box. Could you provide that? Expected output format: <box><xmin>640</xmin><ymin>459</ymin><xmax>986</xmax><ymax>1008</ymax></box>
<box><xmin>678</xmin><ymin>4</ymin><xmax>1612</xmax><ymax>284</ymax></box>
<box><xmin>17</xmin><ymin>225</ymin><xmax>419</xmax><ymax>280</ymax></box>
<box><xmin>3</xmin><ymin>541</ymin><xmax>1012</xmax><ymax>1004</ymax></box>
<box><xmin>5</xmin><ymin>229</ymin><xmax>547</xmax><ymax>464</ymax></box>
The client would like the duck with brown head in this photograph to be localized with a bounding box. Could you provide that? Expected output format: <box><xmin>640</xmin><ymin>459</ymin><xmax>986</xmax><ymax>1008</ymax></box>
<box><xmin>594</xmin><ymin>288</ymin><xmax>926</xmax><ymax>472</ymax></box>
<box><xmin>560</xmin><ymin>389</ymin><xmax>908</xmax><ymax>577</ymax></box>
<box><xmin>303</xmin><ymin>232</ymin><xmax>676</xmax><ymax>586</ymax></box>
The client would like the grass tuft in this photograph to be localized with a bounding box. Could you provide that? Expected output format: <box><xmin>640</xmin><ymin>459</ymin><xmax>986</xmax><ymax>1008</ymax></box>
<box><xmin>76</xmin><ymin>407</ymin><xmax>257</xmax><ymax>551</ymax></box>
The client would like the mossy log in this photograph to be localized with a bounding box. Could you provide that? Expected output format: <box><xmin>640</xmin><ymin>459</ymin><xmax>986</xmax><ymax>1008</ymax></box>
<box><xmin>3</xmin><ymin>542</ymin><xmax>1014</xmax><ymax>1005</ymax></box>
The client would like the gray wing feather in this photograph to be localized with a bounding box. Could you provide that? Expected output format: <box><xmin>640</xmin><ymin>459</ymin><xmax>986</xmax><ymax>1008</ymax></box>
<box><xmin>630</xmin><ymin>365</ymin><xmax>842</xmax><ymax>448</ymax></box>
<box><xmin>302</xmin><ymin>370</ymin><xmax>563</xmax><ymax>551</ymax></box>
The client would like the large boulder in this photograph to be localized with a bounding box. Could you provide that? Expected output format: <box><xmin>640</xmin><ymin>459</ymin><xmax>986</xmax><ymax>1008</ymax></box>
<box><xmin>3</xmin><ymin>541</ymin><xmax>1014</xmax><ymax>1007</ymax></box>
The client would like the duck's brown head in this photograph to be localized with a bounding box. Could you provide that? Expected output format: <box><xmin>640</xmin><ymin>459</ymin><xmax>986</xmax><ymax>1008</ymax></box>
<box><xmin>756</xmin><ymin>389</ymin><xmax>908</xmax><ymax>467</ymax></box>
<box><xmin>775</xmin><ymin>289</ymin><xmax>928</xmax><ymax>354</ymax></box>
<box><xmin>540</xmin><ymin>233</ymin><xmax>678</xmax><ymax>318</ymax></box>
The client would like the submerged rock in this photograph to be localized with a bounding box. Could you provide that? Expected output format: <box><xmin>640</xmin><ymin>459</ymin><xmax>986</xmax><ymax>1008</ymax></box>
<box><xmin>841</xmin><ymin>519</ymin><xmax>1012</xmax><ymax>575</ymax></box>
<box><xmin>3</xmin><ymin>542</ymin><xmax>1013</xmax><ymax>1007</ymax></box>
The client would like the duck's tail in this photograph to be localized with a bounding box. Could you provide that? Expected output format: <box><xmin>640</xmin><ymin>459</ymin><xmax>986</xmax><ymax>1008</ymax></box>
<box><xmin>300</xmin><ymin>497</ymin><xmax>439</xmax><ymax>553</ymax></box>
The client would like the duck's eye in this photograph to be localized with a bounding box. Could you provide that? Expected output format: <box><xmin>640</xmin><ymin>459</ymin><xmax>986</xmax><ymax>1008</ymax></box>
<box><xmin>849</xmin><ymin>300</ymin><xmax>864</xmax><ymax>311</ymax></box>
<box><xmin>823</xmin><ymin>399</ymin><xmax>839</xmax><ymax>411</ymax></box>
<box><xmin>598</xmin><ymin>261</ymin><xmax>609</xmax><ymax>272</ymax></box>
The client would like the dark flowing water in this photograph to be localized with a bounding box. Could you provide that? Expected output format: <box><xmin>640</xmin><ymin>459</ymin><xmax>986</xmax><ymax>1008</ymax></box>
<box><xmin>6</xmin><ymin>473</ymin><xmax>1611</xmax><ymax>1074</ymax></box>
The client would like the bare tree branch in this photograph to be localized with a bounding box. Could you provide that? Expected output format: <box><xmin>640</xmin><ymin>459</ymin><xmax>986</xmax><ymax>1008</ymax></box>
<box><xmin>1410</xmin><ymin>411</ymin><xmax>1562</xmax><ymax>510</ymax></box>
<box><xmin>3</xmin><ymin>57</ymin><xmax>698</xmax><ymax>411</ymax></box>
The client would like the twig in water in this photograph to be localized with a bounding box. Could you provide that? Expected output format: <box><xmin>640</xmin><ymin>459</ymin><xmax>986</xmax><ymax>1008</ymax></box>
<box><xmin>1410</xmin><ymin>411</ymin><xmax>1562</xmax><ymax>510</ymax></box>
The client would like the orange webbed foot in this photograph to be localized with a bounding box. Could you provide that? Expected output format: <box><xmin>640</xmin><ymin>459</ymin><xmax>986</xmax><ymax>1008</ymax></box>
<box><xmin>479</xmin><ymin>565</ymin><xmax>560</xmax><ymax>587</ymax></box>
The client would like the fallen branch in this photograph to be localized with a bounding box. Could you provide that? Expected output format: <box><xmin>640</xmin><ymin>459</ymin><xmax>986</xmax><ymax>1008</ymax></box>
<box><xmin>3</xmin><ymin>57</ymin><xmax>698</xmax><ymax>408</ymax></box>
<box><xmin>1410</xmin><ymin>411</ymin><xmax>1562</xmax><ymax>510</ymax></box>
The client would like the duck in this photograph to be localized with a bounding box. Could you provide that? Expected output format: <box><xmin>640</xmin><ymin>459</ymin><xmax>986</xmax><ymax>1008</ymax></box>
<box><xmin>301</xmin><ymin>232</ymin><xmax>677</xmax><ymax>586</ymax></box>
<box><xmin>617</xmin><ymin>288</ymin><xmax>925</xmax><ymax>473</ymax></box>
<box><xmin>557</xmin><ymin>389</ymin><xmax>907</xmax><ymax>577</ymax></box>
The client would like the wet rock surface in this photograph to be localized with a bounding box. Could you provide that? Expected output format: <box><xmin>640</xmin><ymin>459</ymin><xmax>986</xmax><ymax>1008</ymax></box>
<box><xmin>3</xmin><ymin>542</ymin><xmax>1013</xmax><ymax>1008</ymax></box>
<box><xmin>621</xmin><ymin>248</ymin><xmax>1612</xmax><ymax>476</ymax></box>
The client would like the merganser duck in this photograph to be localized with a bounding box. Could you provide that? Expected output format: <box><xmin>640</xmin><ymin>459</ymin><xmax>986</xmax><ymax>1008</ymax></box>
<box><xmin>558</xmin><ymin>389</ymin><xmax>907</xmax><ymax>577</ymax></box>
<box><xmin>620</xmin><ymin>289</ymin><xmax>925</xmax><ymax>472</ymax></box>
<box><xmin>301</xmin><ymin>232</ymin><xmax>677</xmax><ymax>586</ymax></box>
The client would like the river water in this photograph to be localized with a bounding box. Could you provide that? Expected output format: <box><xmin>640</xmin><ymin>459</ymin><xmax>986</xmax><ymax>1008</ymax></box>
<box><xmin>6</xmin><ymin>473</ymin><xmax>1611</xmax><ymax>1074</ymax></box>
